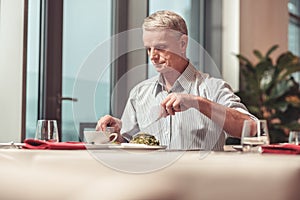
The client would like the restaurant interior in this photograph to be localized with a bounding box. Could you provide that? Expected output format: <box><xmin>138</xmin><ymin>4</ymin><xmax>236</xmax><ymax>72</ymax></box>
<box><xmin>0</xmin><ymin>0</ymin><xmax>300</xmax><ymax>199</ymax></box>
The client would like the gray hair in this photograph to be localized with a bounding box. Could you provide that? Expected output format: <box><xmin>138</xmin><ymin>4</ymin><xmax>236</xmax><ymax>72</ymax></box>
<box><xmin>143</xmin><ymin>10</ymin><xmax>188</xmax><ymax>35</ymax></box>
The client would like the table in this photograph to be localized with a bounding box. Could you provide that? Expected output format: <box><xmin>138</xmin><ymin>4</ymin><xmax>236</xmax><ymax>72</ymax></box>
<box><xmin>0</xmin><ymin>148</ymin><xmax>299</xmax><ymax>200</ymax></box>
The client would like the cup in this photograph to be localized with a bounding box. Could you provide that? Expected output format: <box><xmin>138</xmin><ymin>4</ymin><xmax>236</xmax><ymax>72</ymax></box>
<box><xmin>289</xmin><ymin>131</ymin><xmax>300</xmax><ymax>145</ymax></box>
<box><xmin>84</xmin><ymin>128</ymin><xmax>118</xmax><ymax>144</ymax></box>
<box><xmin>241</xmin><ymin>120</ymin><xmax>270</xmax><ymax>152</ymax></box>
<box><xmin>35</xmin><ymin>120</ymin><xmax>59</xmax><ymax>142</ymax></box>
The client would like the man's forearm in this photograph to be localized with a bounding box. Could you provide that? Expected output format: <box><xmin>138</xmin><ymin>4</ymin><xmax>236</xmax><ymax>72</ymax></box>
<box><xmin>196</xmin><ymin>97</ymin><xmax>253</xmax><ymax>138</ymax></box>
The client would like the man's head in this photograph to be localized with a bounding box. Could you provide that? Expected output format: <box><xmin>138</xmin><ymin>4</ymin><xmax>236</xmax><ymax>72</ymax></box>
<box><xmin>142</xmin><ymin>10</ymin><xmax>189</xmax><ymax>74</ymax></box>
<box><xmin>142</xmin><ymin>10</ymin><xmax>188</xmax><ymax>36</ymax></box>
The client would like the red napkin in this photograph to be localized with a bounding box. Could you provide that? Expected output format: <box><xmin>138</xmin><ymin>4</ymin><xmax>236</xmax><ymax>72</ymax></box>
<box><xmin>23</xmin><ymin>139</ymin><xmax>86</xmax><ymax>150</ymax></box>
<box><xmin>261</xmin><ymin>144</ymin><xmax>300</xmax><ymax>155</ymax></box>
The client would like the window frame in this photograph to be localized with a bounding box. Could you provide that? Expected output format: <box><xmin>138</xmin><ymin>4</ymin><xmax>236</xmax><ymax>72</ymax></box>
<box><xmin>22</xmin><ymin>0</ymin><xmax>224</xmax><ymax>141</ymax></box>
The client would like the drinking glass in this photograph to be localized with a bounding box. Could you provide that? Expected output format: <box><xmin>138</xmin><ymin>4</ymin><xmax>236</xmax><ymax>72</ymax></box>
<box><xmin>35</xmin><ymin>120</ymin><xmax>59</xmax><ymax>142</ymax></box>
<box><xmin>289</xmin><ymin>131</ymin><xmax>300</xmax><ymax>145</ymax></box>
<box><xmin>241</xmin><ymin>120</ymin><xmax>270</xmax><ymax>152</ymax></box>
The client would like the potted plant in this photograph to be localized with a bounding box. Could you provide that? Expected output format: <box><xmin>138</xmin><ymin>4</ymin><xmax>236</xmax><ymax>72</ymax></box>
<box><xmin>235</xmin><ymin>45</ymin><xmax>300</xmax><ymax>143</ymax></box>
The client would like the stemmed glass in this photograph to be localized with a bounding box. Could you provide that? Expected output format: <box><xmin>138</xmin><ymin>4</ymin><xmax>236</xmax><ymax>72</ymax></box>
<box><xmin>241</xmin><ymin>120</ymin><xmax>270</xmax><ymax>152</ymax></box>
<box><xmin>289</xmin><ymin>131</ymin><xmax>300</xmax><ymax>145</ymax></box>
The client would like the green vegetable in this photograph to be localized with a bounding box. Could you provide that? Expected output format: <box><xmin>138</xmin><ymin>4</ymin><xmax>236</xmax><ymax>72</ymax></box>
<box><xmin>130</xmin><ymin>132</ymin><xmax>160</xmax><ymax>146</ymax></box>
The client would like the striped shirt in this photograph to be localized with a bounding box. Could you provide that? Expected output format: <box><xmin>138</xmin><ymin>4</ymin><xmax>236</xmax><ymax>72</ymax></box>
<box><xmin>121</xmin><ymin>63</ymin><xmax>254</xmax><ymax>151</ymax></box>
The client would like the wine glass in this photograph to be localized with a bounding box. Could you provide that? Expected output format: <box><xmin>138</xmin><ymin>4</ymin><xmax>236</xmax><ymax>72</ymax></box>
<box><xmin>289</xmin><ymin>131</ymin><xmax>300</xmax><ymax>145</ymax></box>
<box><xmin>241</xmin><ymin>120</ymin><xmax>270</xmax><ymax>152</ymax></box>
<box><xmin>35</xmin><ymin>120</ymin><xmax>59</xmax><ymax>142</ymax></box>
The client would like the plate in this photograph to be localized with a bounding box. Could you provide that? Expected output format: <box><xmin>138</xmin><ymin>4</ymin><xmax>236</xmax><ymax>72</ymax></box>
<box><xmin>85</xmin><ymin>143</ymin><xmax>120</xmax><ymax>150</ymax></box>
<box><xmin>0</xmin><ymin>142</ymin><xmax>24</xmax><ymax>149</ymax></box>
<box><xmin>109</xmin><ymin>143</ymin><xmax>167</xmax><ymax>150</ymax></box>
<box><xmin>232</xmin><ymin>145</ymin><xmax>243</xmax><ymax>151</ymax></box>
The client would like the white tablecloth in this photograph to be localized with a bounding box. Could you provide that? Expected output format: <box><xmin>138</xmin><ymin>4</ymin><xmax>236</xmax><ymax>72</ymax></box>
<box><xmin>0</xmin><ymin>148</ymin><xmax>299</xmax><ymax>200</ymax></box>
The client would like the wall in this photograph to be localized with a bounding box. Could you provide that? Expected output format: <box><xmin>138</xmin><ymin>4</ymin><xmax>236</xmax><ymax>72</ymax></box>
<box><xmin>0</xmin><ymin>0</ymin><xmax>24</xmax><ymax>142</ymax></box>
<box><xmin>222</xmin><ymin>0</ymin><xmax>240</xmax><ymax>91</ymax></box>
<box><xmin>222</xmin><ymin>0</ymin><xmax>289</xmax><ymax>92</ymax></box>
<box><xmin>240</xmin><ymin>0</ymin><xmax>289</xmax><ymax>63</ymax></box>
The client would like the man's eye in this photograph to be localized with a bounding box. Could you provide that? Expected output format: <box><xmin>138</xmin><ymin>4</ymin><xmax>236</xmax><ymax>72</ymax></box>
<box><xmin>156</xmin><ymin>45</ymin><xmax>166</xmax><ymax>50</ymax></box>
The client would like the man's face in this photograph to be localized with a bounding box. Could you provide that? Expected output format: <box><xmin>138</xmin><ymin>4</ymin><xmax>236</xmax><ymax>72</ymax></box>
<box><xmin>143</xmin><ymin>30</ymin><xmax>187</xmax><ymax>73</ymax></box>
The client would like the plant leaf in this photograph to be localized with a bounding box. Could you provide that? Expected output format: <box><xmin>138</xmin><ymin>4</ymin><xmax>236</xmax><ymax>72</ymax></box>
<box><xmin>235</xmin><ymin>46</ymin><xmax>300</xmax><ymax>143</ymax></box>
<box><xmin>236</xmin><ymin>54</ymin><xmax>255</xmax><ymax>72</ymax></box>
<box><xmin>265</xmin><ymin>44</ymin><xmax>279</xmax><ymax>58</ymax></box>
<box><xmin>253</xmin><ymin>50</ymin><xmax>264</xmax><ymax>60</ymax></box>
<box><xmin>268</xmin><ymin>79</ymin><xmax>294</xmax><ymax>100</ymax></box>
<box><xmin>276</xmin><ymin>52</ymin><xmax>296</xmax><ymax>71</ymax></box>
<box><xmin>276</xmin><ymin>63</ymin><xmax>300</xmax><ymax>82</ymax></box>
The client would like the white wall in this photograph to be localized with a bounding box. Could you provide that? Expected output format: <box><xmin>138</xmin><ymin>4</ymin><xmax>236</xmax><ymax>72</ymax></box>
<box><xmin>0</xmin><ymin>0</ymin><xmax>24</xmax><ymax>142</ymax></box>
<box><xmin>222</xmin><ymin>0</ymin><xmax>240</xmax><ymax>92</ymax></box>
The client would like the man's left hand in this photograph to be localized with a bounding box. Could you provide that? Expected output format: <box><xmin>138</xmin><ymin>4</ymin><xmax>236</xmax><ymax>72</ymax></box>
<box><xmin>160</xmin><ymin>93</ymin><xmax>199</xmax><ymax>116</ymax></box>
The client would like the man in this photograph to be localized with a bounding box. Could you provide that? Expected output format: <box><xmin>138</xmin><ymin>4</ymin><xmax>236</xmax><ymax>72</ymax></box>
<box><xmin>96</xmin><ymin>10</ymin><xmax>256</xmax><ymax>150</ymax></box>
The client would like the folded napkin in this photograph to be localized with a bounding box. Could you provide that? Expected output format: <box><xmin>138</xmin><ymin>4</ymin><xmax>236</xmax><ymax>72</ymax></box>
<box><xmin>261</xmin><ymin>144</ymin><xmax>300</xmax><ymax>155</ymax></box>
<box><xmin>23</xmin><ymin>139</ymin><xmax>86</xmax><ymax>150</ymax></box>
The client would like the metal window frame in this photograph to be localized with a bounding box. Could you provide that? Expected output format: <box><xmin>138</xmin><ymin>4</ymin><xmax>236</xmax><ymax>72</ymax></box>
<box><xmin>21</xmin><ymin>0</ymin><xmax>29</xmax><ymax>141</ymax></box>
<box><xmin>22</xmin><ymin>0</ymin><xmax>63</xmax><ymax>141</ymax></box>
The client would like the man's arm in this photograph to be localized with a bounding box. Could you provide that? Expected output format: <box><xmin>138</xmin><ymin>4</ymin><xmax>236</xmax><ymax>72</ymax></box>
<box><xmin>161</xmin><ymin>93</ymin><xmax>255</xmax><ymax>138</ymax></box>
<box><xmin>196</xmin><ymin>97</ymin><xmax>254</xmax><ymax>138</ymax></box>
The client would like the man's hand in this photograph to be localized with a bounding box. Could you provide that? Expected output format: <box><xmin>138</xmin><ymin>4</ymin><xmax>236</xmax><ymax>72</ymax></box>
<box><xmin>160</xmin><ymin>93</ymin><xmax>199</xmax><ymax>116</ymax></box>
<box><xmin>96</xmin><ymin>115</ymin><xmax>122</xmax><ymax>133</ymax></box>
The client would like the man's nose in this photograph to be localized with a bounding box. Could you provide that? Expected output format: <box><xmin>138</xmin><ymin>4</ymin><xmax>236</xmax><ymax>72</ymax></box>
<box><xmin>149</xmin><ymin>48</ymin><xmax>159</xmax><ymax>60</ymax></box>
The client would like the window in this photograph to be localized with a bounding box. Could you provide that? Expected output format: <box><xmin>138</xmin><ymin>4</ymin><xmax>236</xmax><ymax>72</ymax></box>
<box><xmin>25</xmin><ymin>0</ymin><xmax>41</xmax><ymax>139</ymax></box>
<box><xmin>148</xmin><ymin>0</ymin><xmax>223</xmax><ymax>78</ymax></box>
<box><xmin>288</xmin><ymin>0</ymin><xmax>300</xmax><ymax>82</ymax></box>
<box><xmin>25</xmin><ymin>0</ymin><xmax>112</xmax><ymax>141</ymax></box>
<box><xmin>148</xmin><ymin>0</ymin><xmax>201</xmax><ymax>77</ymax></box>
<box><xmin>24</xmin><ymin>0</ymin><xmax>223</xmax><ymax>141</ymax></box>
<box><xmin>62</xmin><ymin>0</ymin><xmax>112</xmax><ymax>141</ymax></box>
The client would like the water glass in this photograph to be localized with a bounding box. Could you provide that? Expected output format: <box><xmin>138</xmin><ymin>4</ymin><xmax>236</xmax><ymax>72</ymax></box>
<box><xmin>241</xmin><ymin>120</ymin><xmax>270</xmax><ymax>152</ymax></box>
<box><xmin>35</xmin><ymin>120</ymin><xmax>59</xmax><ymax>142</ymax></box>
<box><xmin>289</xmin><ymin>131</ymin><xmax>300</xmax><ymax>145</ymax></box>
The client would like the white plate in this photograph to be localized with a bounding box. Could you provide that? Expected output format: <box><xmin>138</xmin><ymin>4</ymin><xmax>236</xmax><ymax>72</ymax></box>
<box><xmin>0</xmin><ymin>142</ymin><xmax>24</xmax><ymax>149</ymax></box>
<box><xmin>85</xmin><ymin>143</ymin><xmax>120</xmax><ymax>150</ymax></box>
<box><xmin>109</xmin><ymin>143</ymin><xmax>167</xmax><ymax>150</ymax></box>
<box><xmin>232</xmin><ymin>145</ymin><xmax>243</xmax><ymax>151</ymax></box>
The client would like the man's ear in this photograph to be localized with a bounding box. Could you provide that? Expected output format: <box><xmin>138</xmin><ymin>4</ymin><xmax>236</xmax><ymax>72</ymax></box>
<box><xmin>180</xmin><ymin>34</ymin><xmax>188</xmax><ymax>50</ymax></box>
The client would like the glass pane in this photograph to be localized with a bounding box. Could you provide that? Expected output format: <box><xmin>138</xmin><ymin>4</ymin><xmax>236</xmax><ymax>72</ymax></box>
<box><xmin>289</xmin><ymin>21</ymin><xmax>300</xmax><ymax>56</ymax></box>
<box><xmin>26</xmin><ymin>0</ymin><xmax>41</xmax><ymax>139</ymax></box>
<box><xmin>148</xmin><ymin>0</ymin><xmax>202</xmax><ymax>77</ymax></box>
<box><xmin>62</xmin><ymin>0</ymin><xmax>111</xmax><ymax>141</ymax></box>
<box><xmin>288</xmin><ymin>0</ymin><xmax>300</xmax><ymax>16</ymax></box>
<box><xmin>288</xmin><ymin>0</ymin><xmax>300</xmax><ymax>82</ymax></box>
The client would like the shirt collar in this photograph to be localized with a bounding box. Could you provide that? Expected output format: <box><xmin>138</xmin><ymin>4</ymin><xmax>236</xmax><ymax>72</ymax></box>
<box><xmin>175</xmin><ymin>62</ymin><xmax>196</xmax><ymax>93</ymax></box>
<box><xmin>153</xmin><ymin>62</ymin><xmax>196</xmax><ymax>96</ymax></box>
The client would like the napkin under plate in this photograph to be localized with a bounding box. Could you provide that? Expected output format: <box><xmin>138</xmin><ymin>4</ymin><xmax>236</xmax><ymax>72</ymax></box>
<box><xmin>23</xmin><ymin>139</ymin><xmax>86</xmax><ymax>150</ymax></box>
<box><xmin>261</xmin><ymin>143</ymin><xmax>300</xmax><ymax>155</ymax></box>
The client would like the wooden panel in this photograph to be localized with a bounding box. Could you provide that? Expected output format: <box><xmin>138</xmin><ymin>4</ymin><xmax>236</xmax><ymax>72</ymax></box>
<box><xmin>240</xmin><ymin>0</ymin><xmax>289</xmax><ymax>63</ymax></box>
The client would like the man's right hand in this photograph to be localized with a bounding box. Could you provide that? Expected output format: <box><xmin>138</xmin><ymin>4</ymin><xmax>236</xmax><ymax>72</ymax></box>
<box><xmin>96</xmin><ymin>115</ymin><xmax>122</xmax><ymax>134</ymax></box>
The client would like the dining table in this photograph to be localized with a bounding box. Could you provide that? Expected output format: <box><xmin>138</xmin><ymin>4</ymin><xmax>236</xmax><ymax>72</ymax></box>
<box><xmin>0</xmin><ymin>145</ymin><xmax>299</xmax><ymax>200</ymax></box>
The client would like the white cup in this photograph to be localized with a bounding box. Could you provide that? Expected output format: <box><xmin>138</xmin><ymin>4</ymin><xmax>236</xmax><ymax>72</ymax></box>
<box><xmin>289</xmin><ymin>131</ymin><xmax>300</xmax><ymax>145</ymax></box>
<box><xmin>84</xmin><ymin>130</ymin><xmax>118</xmax><ymax>144</ymax></box>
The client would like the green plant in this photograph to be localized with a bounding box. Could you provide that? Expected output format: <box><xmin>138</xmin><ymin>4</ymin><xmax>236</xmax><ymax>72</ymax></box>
<box><xmin>236</xmin><ymin>45</ymin><xmax>300</xmax><ymax>143</ymax></box>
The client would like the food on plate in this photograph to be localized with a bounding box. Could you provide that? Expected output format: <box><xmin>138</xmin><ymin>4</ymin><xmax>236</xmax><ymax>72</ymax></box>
<box><xmin>130</xmin><ymin>132</ymin><xmax>160</xmax><ymax>146</ymax></box>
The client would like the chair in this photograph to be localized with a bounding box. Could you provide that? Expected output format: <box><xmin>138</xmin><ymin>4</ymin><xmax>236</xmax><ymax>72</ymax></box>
<box><xmin>79</xmin><ymin>122</ymin><xmax>97</xmax><ymax>142</ymax></box>
<box><xmin>225</xmin><ymin>136</ymin><xmax>241</xmax><ymax>145</ymax></box>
